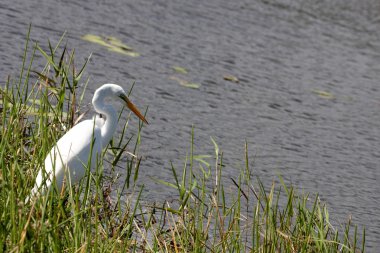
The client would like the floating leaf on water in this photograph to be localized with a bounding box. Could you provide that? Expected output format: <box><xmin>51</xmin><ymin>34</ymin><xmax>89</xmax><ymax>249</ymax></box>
<box><xmin>183</xmin><ymin>83</ymin><xmax>200</xmax><ymax>89</ymax></box>
<box><xmin>223</xmin><ymin>75</ymin><xmax>239</xmax><ymax>83</ymax></box>
<box><xmin>81</xmin><ymin>34</ymin><xmax>139</xmax><ymax>57</ymax></box>
<box><xmin>173</xmin><ymin>66</ymin><xmax>188</xmax><ymax>74</ymax></box>
<box><xmin>81</xmin><ymin>34</ymin><xmax>109</xmax><ymax>47</ymax></box>
<box><xmin>185</xmin><ymin>82</ymin><xmax>200</xmax><ymax>88</ymax></box>
<box><xmin>312</xmin><ymin>89</ymin><xmax>334</xmax><ymax>99</ymax></box>
<box><xmin>106</xmin><ymin>36</ymin><xmax>133</xmax><ymax>51</ymax></box>
<box><xmin>107</xmin><ymin>46</ymin><xmax>140</xmax><ymax>57</ymax></box>
<box><xmin>169</xmin><ymin>76</ymin><xmax>200</xmax><ymax>89</ymax></box>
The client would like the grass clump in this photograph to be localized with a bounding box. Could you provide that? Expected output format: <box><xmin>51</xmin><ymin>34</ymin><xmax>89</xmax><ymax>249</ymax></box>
<box><xmin>0</xmin><ymin>29</ymin><xmax>365</xmax><ymax>252</ymax></box>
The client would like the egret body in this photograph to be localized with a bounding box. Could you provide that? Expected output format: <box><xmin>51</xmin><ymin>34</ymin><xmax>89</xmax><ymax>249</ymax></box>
<box><xmin>28</xmin><ymin>83</ymin><xmax>147</xmax><ymax>200</ymax></box>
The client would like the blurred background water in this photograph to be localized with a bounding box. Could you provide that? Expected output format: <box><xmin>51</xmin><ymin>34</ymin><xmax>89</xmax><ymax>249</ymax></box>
<box><xmin>1</xmin><ymin>0</ymin><xmax>379</xmax><ymax>249</ymax></box>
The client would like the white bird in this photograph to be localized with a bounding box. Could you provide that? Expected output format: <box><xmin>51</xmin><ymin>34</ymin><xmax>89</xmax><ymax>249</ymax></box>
<box><xmin>28</xmin><ymin>83</ymin><xmax>148</xmax><ymax>201</ymax></box>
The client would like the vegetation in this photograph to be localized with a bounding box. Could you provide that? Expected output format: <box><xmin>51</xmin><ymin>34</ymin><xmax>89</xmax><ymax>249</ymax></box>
<box><xmin>0</xmin><ymin>29</ymin><xmax>365</xmax><ymax>252</ymax></box>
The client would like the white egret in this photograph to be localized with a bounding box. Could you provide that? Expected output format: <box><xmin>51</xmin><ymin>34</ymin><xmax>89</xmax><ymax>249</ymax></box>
<box><xmin>28</xmin><ymin>83</ymin><xmax>148</xmax><ymax>201</ymax></box>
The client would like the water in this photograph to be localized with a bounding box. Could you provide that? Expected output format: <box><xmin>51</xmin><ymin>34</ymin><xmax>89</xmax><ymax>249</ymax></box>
<box><xmin>1</xmin><ymin>0</ymin><xmax>379</xmax><ymax>249</ymax></box>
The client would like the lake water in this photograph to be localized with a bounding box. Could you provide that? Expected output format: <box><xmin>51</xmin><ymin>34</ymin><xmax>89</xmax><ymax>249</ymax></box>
<box><xmin>0</xmin><ymin>0</ymin><xmax>379</xmax><ymax>249</ymax></box>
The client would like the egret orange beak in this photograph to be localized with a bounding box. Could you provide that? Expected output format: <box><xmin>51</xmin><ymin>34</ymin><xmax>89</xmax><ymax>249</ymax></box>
<box><xmin>120</xmin><ymin>94</ymin><xmax>148</xmax><ymax>124</ymax></box>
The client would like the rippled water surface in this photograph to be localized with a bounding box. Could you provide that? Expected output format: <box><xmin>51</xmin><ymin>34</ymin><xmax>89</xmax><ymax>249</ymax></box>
<box><xmin>1</xmin><ymin>0</ymin><xmax>379</xmax><ymax>249</ymax></box>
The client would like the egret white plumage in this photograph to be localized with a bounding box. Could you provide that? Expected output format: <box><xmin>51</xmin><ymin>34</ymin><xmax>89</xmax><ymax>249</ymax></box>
<box><xmin>28</xmin><ymin>83</ymin><xmax>148</xmax><ymax>201</ymax></box>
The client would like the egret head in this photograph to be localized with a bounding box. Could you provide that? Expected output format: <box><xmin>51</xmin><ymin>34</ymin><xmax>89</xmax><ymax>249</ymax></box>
<box><xmin>93</xmin><ymin>83</ymin><xmax>148</xmax><ymax>124</ymax></box>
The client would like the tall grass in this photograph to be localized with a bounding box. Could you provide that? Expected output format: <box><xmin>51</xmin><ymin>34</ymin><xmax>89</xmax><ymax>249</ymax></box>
<box><xmin>0</xmin><ymin>29</ymin><xmax>365</xmax><ymax>252</ymax></box>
